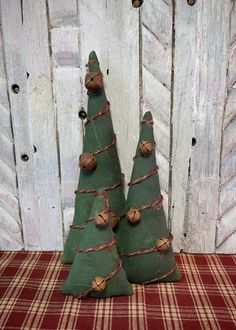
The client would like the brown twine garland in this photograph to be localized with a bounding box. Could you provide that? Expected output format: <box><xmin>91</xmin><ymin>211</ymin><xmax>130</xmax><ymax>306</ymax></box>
<box><xmin>75</xmin><ymin>174</ymin><xmax>124</xmax><ymax>195</ymax></box>
<box><xmin>138</xmin><ymin>194</ymin><xmax>163</xmax><ymax>212</ymax></box>
<box><xmin>93</xmin><ymin>135</ymin><xmax>116</xmax><ymax>156</ymax></box>
<box><xmin>94</xmin><ymin>191</ymin><xmax>109</xmax><ymax>209</ymax></box>
<box><xmin>71</xmin><ymin>191</ymin><xmax>110</xmax><ymax>231</ymax></box>
<box><xmin>75</xmin><ymin>237</ymin><xmax>117</xmax><ymax>253</ymax></box>
<box><xmin>70</xmin><ymin>224</ymin><xmax>86</xmax><ymax>230</ymax></box>
<box><xmin>120</xmin><ymin>233</ymin><xmax>173</xmax><ymax>258</ymax></box>
<box><xmin>120</xmin><ymin>246</ymin><xmax>157</xmax><ymax>258</ymax></box>
<box><xmin>78</xmin><ymin>259</ymin><xmax>122</xmax><ymax>299</ymax></box>
<box><xmin>141</xmin><ymin>119</ymin><xmax>154</xmax><ymax>125</ymax></box>
<box><xmin>128</xmin><ymin>166</ymin><xmax>159</xmax><ymax>187</ymax></box>
<box><xmin>85</xmin><ymin>102</ymin><xmax>110</xmax><ymax>125</ymax></box>
<box><xmin>86</xmin><ymin>59</ymin><xmax>100</xmax><ymax>67</ymax></box>
<box><xmin>142</xmin><ymin>265</ymin><xmax>177</xmax><ymax>284</ymax></box>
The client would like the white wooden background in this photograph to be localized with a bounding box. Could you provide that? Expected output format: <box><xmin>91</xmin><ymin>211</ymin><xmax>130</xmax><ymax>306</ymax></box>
<box><xmin>0</xmin><ymin>0</ymin><xmax>235</xmax><ymax>253</ymax></box>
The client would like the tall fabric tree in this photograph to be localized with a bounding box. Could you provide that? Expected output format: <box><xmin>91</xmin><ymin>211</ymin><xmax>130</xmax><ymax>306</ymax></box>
<box><xmin>61</xmin><ymin>190</ymin><xmax>133</xmax><ymax>298</ymax></box>
<box><xmin>62</xmin><ymin>51</ymin><xmax>126</xmax><ymax>263</ymax></box>
<box><xmin>117</xmin><ymin>112</ymin><xmax>181</xmax><ymax>283</ymax></box>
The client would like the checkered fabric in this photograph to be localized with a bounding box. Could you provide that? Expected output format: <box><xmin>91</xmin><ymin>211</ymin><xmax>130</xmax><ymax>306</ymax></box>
<box><xmin>0</xmin><ymin>252</ymin><xmax>235</xmax><ymax>330</ymax></box>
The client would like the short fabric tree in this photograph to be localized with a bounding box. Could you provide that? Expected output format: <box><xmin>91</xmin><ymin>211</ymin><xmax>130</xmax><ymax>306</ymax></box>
<box><xmin>61</xmin><ymin>190</ymin><xmax>133</xmax><ymax>298</ymax></box>
<box><xmin>62</xmin><ymin>51</ymin><xmax>126</xmax><ymax>263</ymax></box>
<box><xmin>117</xmin><ymin>112</ymin><xmax>181</xmax><ymax>284</ymax></box>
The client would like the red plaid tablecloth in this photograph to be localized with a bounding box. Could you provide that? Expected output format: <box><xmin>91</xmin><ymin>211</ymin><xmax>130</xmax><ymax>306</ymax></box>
<box><xmin>0</xmin><ymin>252</ymin><xmax>235</xmax><ymax>330</ymax></box>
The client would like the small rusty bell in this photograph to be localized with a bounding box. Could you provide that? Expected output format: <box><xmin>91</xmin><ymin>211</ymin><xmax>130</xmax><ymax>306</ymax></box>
<box><xmin>156</xmin><ymin>237</ymin><xmax>171</xmax><ymax>252</ymax></box>
<box><xmin>109</xmin><ymin>211</ymin><xmax>119</xmax><ymax>229</ymax></box>
<box><xmin>138</xmin><ymin>140</ymin><xmax>155</xmax><ymax>156</ymax></box>
<box><xmin>92</xmin><ymin>276</ymin><xmax>106</xmax><ymax>292</ymax></box>
<box><xmin>79</xmin><ymin>153</ymin><xmax>97</xmax><ymax>170</ymax></box>
<box><xmin>127</xmin><ymin>208</ymin><xmax>141</xmax><ymax>224</ymax></box>
<box><xmin>85</xmin><ymin>72</ymin><xmax>103</xmax><ymax>93</ymax></box>
<box><xmin>95</xmin><ymin>210</ymin><xmax>110</xmax><ymax>228</ymax></box>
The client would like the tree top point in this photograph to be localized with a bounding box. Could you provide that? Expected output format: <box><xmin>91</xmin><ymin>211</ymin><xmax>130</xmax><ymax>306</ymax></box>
<box><xmin>88</xmin><ymin>51</ymin><xmax>101</xmax><ymax>73</ymax></box>
<box><xmin>143</xmin><ymin>111</ymin><xmax>153</xmax><ymax>121</ymax></box>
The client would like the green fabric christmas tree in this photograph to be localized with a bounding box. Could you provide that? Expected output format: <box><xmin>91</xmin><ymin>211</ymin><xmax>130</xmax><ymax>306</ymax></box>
<box><xmin>117</xmin><ymin>112</ymin><xmax>181</xmax><ymax>284</ymax></box>
<box><xmin>61</xmin><ymin>190</ymin><xmax>133</xmax><ymax>298</ymax></box>
<box><xmin>62</xmin><ymin>51</ymin><xmax>126</xmax><ymax>264</ymax></box>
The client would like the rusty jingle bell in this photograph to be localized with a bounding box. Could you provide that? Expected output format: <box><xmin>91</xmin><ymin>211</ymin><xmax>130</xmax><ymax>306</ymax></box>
<box><xmin>92</xmin><ymin>276</ymin><xmax>106</xmax><ymax>292</ymax></box>
<box><xmin>85</xmin><ymin>72</ymin><xmax>103</xmax><ymax>93</ymax></box>
<box><xmin>79</xmin><ymin>153</ymin><xmax>97</xmax><ymax>170</ymax></box>
<box><xmin>156</xmin><ymin>237</ymin><xmax>171</xmax><ymax>252</ymax></box>
<box><xmin>127</xmin><ymin>208</ymin><xmax>141</xmax><ymax>224</ymax></box>
<box><xmin>138</xmin><ymin>140</ymin><xmax>155</xmax><ymax>156</ymax></box>
<box><xmin>95</xmin><ymin>210</ymin><xmax>110</xmax><ymax>228</ymax></box>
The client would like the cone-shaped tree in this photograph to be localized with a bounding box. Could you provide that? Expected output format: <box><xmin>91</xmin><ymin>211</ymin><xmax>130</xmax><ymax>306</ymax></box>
<box><xmin>62</xmin><ymin>51</ymin><xmax>126</xmax><ymax>263</ymax></box>
<box><xmin>61</xmin><ymin>190</ymin><xmax>133</xmax><ymax>298</ymax></box>
<box><xmin>117</xmin><ymin>112</ymin><xmax>181</xmax><ymax>283</ymax></box>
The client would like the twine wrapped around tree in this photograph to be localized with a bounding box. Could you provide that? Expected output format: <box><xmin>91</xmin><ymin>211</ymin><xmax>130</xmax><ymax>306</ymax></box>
<box><xmin>61</xmin><ymin>190</ymin><xmax>133</xmax><ymax>298</ymax></box>
<box><xmin>117</xmin><ymin>111</ymin><xmax>181</xmax><ymax>284</ymax></box>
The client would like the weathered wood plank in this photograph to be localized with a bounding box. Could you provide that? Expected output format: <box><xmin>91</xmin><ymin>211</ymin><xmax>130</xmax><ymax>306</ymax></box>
<box><xmin>141</xmin><ymin>1</ymin><xmax>172</xmax><ymax>218</ymax></box>
<box><xmin>142</xmin><ymin>0</ymin><xmax>172</xmax><ymax>47</ymax></box>
<box><xmin>216</xmin><ymin>1</ymin><xmax>236</xmax><ymax>253</ymax></box>
<box><xmin>0</xmin><ymin>206</ymin><xmax>23</xmax><ymax>250</ymax></box>
<box><xmin>48</xmin><ymin>0</ymin><xmax>78</xmax><ymax>27</ymax></box>
<box><xmin>216</xmin><ymin>232</ymin><xmax>236</xmax><ymax>254</ymax></box>
<box><xmin>172</xmin><ymin>0</ymin><xmax>231</xmax><ymax>253</ymax></box>
<box><xmin>0</xmin><ymin>161</ymin><xmax>16</xmax><ymax>196</ymax></box>
<box><xmin>23</xmin><ymin>0</ymin><xmax>63</xmax><ymax>250</ymax></box>
<box><xmin>106</xmin><ymin>0</ymin><xmax>140</xmax><ymax>184</ymax></box>
<box><xmin>52</xmin><ymin>68</ymin><xmax>83</xmax><ymax>235</ymax></box>
<box><xmin>0</xmin><ymin>15</ymin><xmax>22</xmax><ymax>250</ymax></box>
<box><xmin>0</xmin><ymin>0</ymin><xmax>41</xmax><ymax>250</ymax></box>
<box><xmin>49</xmin><ymin>2</ymin><xmax>83</xmax><ymax>238</ymax></box>
<box><xmin>51</xmin><ymin>27</ymin><xmax>80</xmax><ymax>67</ymax></box>
<box><xmin>0</xmin><ymin>187</ymin><xmax>20</xmax><ymax>224</ymax></box>
<box><xmin>142</xmin><ymin>14</ymin><xmax>172</xmax><ymax>90</ymax></box>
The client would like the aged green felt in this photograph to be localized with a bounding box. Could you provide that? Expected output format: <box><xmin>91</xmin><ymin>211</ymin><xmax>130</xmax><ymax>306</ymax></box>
<box><xmin>61</xmin><ymin>190</ymin><xmax>133</xmax><ymax>298</ymax></box>
<box><xmin>61</xmin><ymin>51</ymin><xmax>126</xmax><ymax>264</ymax></box>
<box><xmin>117</xmin><ymin>111</ymin><xmax>181</xmax><ymax>284</ymax></box>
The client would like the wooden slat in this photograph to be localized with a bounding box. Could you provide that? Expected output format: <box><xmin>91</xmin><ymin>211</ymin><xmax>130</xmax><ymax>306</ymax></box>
<box><xmin>142</xmin><ymin>0</ymin><xmax>173</xmax><ymax>217</ymax></box>
<box><xmin>48</xmin><ymin>0</ymin><xmax>78</xmax><ymax>28</ymax></box>
<box><xmin>52</xmin><ymin>68</ymin><xmax>83</xmax><ymax>236</ymax></box>
<box><xmin>0</xmin><ymin>0</ymin><xmax>41</xmax><ymax>250</ymax></box>
<box><xmin>51</xmin><ymin>27</ymin><xmax>80</xmax><ymax>67</ymax></box>
<box><xmin>23</xmin><ymin>0</ymin><xmax>63</xmax><ymax>250</ymax></box>
<box><xmin>49</xmin><ymin>1</ymin><xmax>83</xmax><ymax>237</ymax></box>
<box><xmin>216</xmin><ymin>232</ymin><xmax>236</xmax><ymax>254</ymax></box>
<box><xmin>106</xmin><ymin>0</ymin><xmax>140</xmax><ymax>185</ymax></box>
<box><xmin>0</xmin><ymin>11</ymin><xmax>22</xmax><ymax>250</ymax></box>
<box><xmin>216</xmin><ymin>1</ymin><xmax>236</xmax><ymax>253</ymax></box>
<box><xmin>172</xmin><ymin>0</ymin><xmax>230</xmax><ymax>253</ymax></box>
<box><xmin>142</xmin><ymin>0</ymin><xmax>172</xmax><ymax>46</ymax></box>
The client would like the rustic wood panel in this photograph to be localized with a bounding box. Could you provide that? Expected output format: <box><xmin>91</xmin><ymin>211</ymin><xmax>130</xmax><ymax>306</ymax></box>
<box><xmin>216</xmin><ymin>1</ymin><xmax>236</xmax><ymax>253</ymax></box>
<box><xmin>48</xmin><ymin>0</ymin><xmax>78</xmax><ymax>28</ymax></box>
<box><xmin>141</xmin><ymin>0</ymin><xmax>172</xmax><ymax>217</ymax></box>
<box><xmin>23</xmin><ymin>0</ymin><xmax>63</xmax><ymax>250</ymax></box>
<box><xmin>106</xmin><ymin>0</ymin><xmax>140</xmax><ymax>186</ymax></box>
<box><xmin>0</xmin><ymin>0</ymin><xmax>42</xmax><ymax>250</ymax></box>
<box><xmin>0</xmin><ymin>11</ymin><xmax>23</xmax><ymax>250</ymax></box>
<box><xmin>172</xmin><ymin>0</ymin><xmax>231</xmax><ymax>253</ymax></box>
<box><xmin>48</xmin><ymin>1</ymin><xmax>83</xmax><ymax>240</ymax></box>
